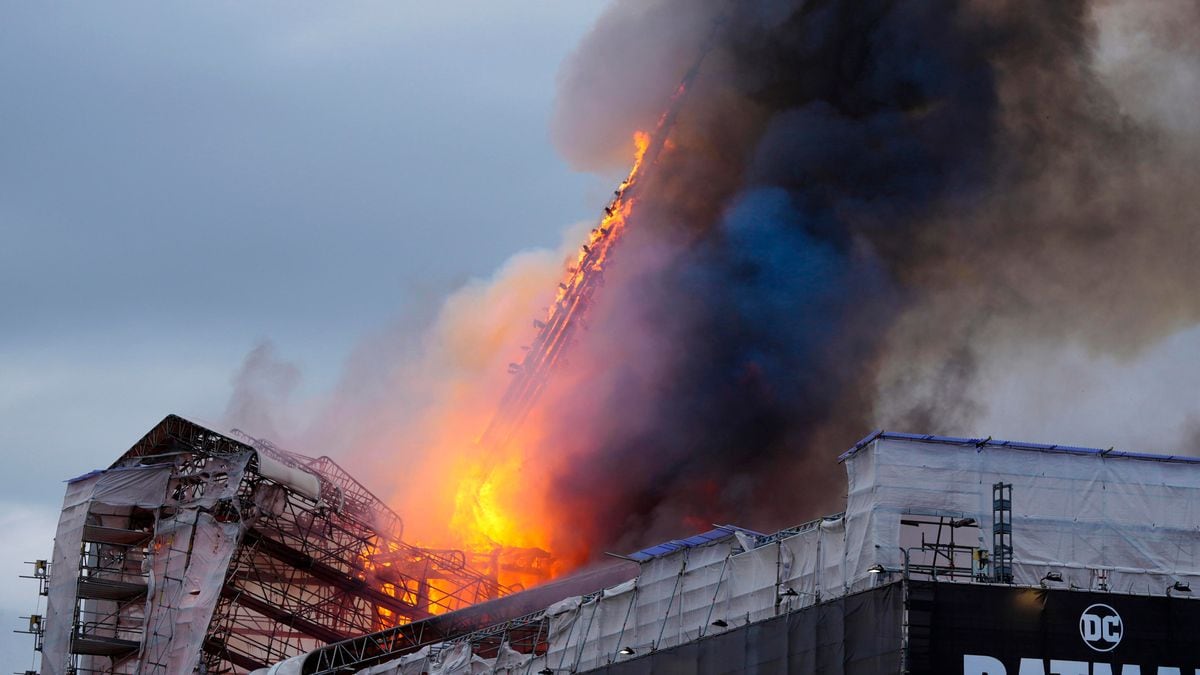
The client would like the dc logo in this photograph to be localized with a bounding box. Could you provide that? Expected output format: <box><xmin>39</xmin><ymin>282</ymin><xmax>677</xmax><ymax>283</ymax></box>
<box><xmin>1080</xmin><ymin>604</ymin><xmax>1123</xmax><ymax>652</ymax></box>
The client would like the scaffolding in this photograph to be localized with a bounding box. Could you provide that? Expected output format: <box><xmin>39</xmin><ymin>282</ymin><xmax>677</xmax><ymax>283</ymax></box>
<box><xmin>36</xmin><ymin>415</ymin><xmax>515</xmax><ymax>674</ymax></box>
<box><xmin>991</xmin><ymin>482</ymin><xmax>1013</xmax><ymax>584</ymax></box>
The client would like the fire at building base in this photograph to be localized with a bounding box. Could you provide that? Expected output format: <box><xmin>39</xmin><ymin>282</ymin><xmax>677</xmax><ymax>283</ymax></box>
<box><xmin>20</xmin><ymin>417</ymin><xmax>1200</xmax><ymax>674</ymax></box>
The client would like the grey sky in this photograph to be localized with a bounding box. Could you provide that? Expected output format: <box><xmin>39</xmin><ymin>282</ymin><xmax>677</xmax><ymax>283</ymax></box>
<box><xmin>0</xmin><ymin>2</ymin><xmax>608</xmax><ymax>667</ymax></box>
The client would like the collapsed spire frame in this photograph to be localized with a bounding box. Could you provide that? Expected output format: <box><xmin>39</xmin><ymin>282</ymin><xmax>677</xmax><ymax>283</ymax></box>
<box><xmin>38</xmin><ymin>415</ymin><xmax>512</xmax><ymax>674</ymax></box>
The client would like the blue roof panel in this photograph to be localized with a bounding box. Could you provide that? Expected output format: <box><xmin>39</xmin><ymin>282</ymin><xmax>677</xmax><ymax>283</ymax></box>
<box><xmin>624</xmin><ymin>525</ymin><xmax>763</xmax><ymax>562</ymax></box>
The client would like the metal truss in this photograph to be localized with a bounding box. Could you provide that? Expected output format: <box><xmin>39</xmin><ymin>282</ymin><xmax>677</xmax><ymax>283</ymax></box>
<box><xmin>53</xmin><ymin>415</ymin><xmax>513</xmax><ymax>674</ymax></box>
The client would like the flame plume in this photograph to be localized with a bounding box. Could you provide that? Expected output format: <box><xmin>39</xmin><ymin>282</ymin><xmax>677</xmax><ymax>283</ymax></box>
<box><xmin>436</xmin><ymin>60</ymin><xmax>709</xmax><ymax>585</ymax></box>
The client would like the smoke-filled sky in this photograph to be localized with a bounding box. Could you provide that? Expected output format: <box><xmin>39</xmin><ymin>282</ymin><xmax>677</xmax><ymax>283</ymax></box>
<box><xmin>515</xmin><ymin>0</ymin><xmax>1200</xmax><ymax>559</ymax></box>
<box><xmin>3</xmin><ymin>0</ymin><xmax>1200</xmax><ymax>667</ymax></box>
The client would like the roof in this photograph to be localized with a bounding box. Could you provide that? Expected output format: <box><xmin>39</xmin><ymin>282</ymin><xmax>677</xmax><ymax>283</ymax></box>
<box><xmin>624</xmin><ymin>525</ymin><xmax>763</xmax><ymax>562</ymax></box>
<box><xmin>839</xmin><ymin>430</ymin><xmax>1200</xmax><ymax>465</ymax></box>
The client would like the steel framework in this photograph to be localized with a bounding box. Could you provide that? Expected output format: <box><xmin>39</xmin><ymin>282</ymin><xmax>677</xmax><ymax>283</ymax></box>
<box><xmin>477</xmin><ymin>27</ymin><xmax>719</xmax><ymax>454</ymax></box>
<box><xmin>40</xmin><ymin>415</ymin><xmax>512</xmax><ymax>674</ymax></box>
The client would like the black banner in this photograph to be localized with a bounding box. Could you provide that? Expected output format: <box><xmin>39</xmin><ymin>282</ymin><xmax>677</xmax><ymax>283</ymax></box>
<box><xmin>915</xmin><ymin>581</ymin><xmax>1200</xmax><ymax>674</ymax></box>
<box><xmin>591</xmin><ymin>584</ymin><xmax>903</xmax><ymax>674</ymax></box>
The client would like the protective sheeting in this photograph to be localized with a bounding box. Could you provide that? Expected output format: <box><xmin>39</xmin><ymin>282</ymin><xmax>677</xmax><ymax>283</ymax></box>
<box><xmin>92</xmin><ymin>465</ymin><xmax>173</xmax><ymax>508</ymax></box>
<box><xmin>363</xmin><ymin>646</ymin><xmax>431</xmax><ymax>675</ymax></box>
<box><xmin>844</xmin><ymin>435</ymin><xmax>1200</xmax><ymax>594</ymax></box>
<box><xmin>535</xmin><ymin>514</ymin><xmax>854</xmax><ymax>667</ymax></box>
<box><xmin>42</xmin><ymin>453</ymin><xmax>252</xmax><ymax>675</ymax></box>
<box><xmin>492</xmin><ymin>642</ymin><xmax>529</xmax><ymax>673</ymax></box>
<box><xmin>580</xmin><ymin>583</ymin><xmax>903</xmax><ymax>674</ymax></box>
<box><xmin>727</xmin><ymin>539</ymin><xmax>778</xmax><ymax>626</ymax></box>
<box><xmin>452</xmin><ymin>521</ymin><xmax>858</xmax><ymax>674</ymax></box>
<box><xmin>42</xmin><ymin>474</ymin><xmax>102</xmax><ymax>675</ymax></box>
<box><xmin>164</xmin><ymin>451</ymin><xmax>253</xmax><ymax>510</ymax></box>
<box><xmin>539</xmin><ymin>433</ymin><xmax>1200</xmax><ymax>673</ymax></box>
<box><xmin>140</xmin><ymin>510</ymin><xmax>242</xmax><ymax>672</ymax></box>
<box><xmin>531</xmin><ymin>537</ymin><xmax>740</xmax><ymax>673</ymax></box>
<box><xmin>778</xmin><ymin>517</ymin><xmax>848</xmax><ymax>608</ymax></box>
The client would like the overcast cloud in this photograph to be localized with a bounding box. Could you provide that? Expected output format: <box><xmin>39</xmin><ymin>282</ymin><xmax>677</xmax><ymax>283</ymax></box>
<box><xmin>0</xmin><ymin>2</ymin><xmax>606</xmax><ymax>666</ymax></box>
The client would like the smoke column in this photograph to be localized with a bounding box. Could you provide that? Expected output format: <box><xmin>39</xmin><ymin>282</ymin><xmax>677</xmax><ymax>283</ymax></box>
<box><xmin>530</xmin><ymin>0</ymin><xmax>1200</xmax><ymax>560</ymax></box>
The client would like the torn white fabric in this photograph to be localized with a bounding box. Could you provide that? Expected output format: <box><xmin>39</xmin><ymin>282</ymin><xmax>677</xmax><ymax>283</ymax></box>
<box><xmin>91</xmin><ymin>464</ymin><xmax>172</xmax><ymax>507</ymax></box>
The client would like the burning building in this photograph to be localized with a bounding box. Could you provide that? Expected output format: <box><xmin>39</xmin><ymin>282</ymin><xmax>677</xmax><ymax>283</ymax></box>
<box><xmin>19</xmin><ymin>1</ymin><xmax>1200</xmax><ymax>673</ymax></box>
<box><xmin>28</xmin><ymin>415</ymin><xmax>535</xmax><ymax>674</ymax></box>
<box><xmin>27</xmin><ymin>425</ymin><xmax>1200</xmax><ymax>673</ymax></box>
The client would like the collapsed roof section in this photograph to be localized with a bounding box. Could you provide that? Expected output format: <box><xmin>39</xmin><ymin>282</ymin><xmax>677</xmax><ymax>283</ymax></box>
<box><xmin>40</xmin><ymin>415</ymin><xmax>510</xmax><ymax>675</ymax></box>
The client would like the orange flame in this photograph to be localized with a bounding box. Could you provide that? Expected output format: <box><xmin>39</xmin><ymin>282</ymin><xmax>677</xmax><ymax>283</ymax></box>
<box><xmin>404</xmin><ymin>130</ymin><xmax>656</xmax><ymax>587</ymax></box>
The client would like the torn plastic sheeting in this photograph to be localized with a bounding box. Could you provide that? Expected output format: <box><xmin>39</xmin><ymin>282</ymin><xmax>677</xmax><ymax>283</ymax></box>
<box><xmin>92</xmin><ymin>464</ymin><xmax>173</xmax><ymax>507</ymax></box>
<box><xmin>544</xmin><ymin>591</ymin><xmax>608</xmax><ymax>673</ymax></box>
<box><xmin>363</xmin><ymin>645</ymin><xmax>431</xmax><ymax>675</ymax></box>
<box><xmin>493</xmin><ymin>641</ymin><xmax>529</xmax><ymax>673</ymax></box>
<box><xmin>546</xmin><ymin>595</ymin><xmax>584</xmax><ymax>663</ymax></box>
<box><xmin>430</xmin><ymin>642</ymin><xmax>490</xmax><ymax>674</ymax></box>
<box><xmin>162</xmin><ymin>452</ymin><xmax>252</xmax><ymax>509</ymax></box>
<box><xmin>546</xmin><ymin>595</ymin><xmax>583</xmax><ymax>617</ymax></box>
<box><xmin>141</xmin><ymin>510</ymin><xmax>242</xmax><ymax>672</ymax></box>
<box><xmin>562</xmin><ymin>576</ymin><xmax>654</xmax><ymax>670</ymax></box>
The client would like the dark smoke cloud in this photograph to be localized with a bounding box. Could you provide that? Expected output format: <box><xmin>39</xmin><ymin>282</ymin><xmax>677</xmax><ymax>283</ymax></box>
<box><xmin>540</xmin><ymin>0</ymin><xmax>1200</xmax><ymax>558</ymax></box>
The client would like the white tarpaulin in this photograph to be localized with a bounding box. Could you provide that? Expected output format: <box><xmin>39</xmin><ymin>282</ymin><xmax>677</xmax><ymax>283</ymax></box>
<box><xmin>140</xmin><ymin>510</ymin><xmax>242</xmax><ymax>672</ymax></box>
<box><xmin>539</xmin><ymin>537</ymin><xmax>737</xmax><ymax>673</ymax></box>
<box><xmin>42</xmin><ymin>452</ymin><xmax>253</xmax><ymax>675</ymax></box>
<box><xmin>844</xmin><ymin>435</ymin><xmax>1200</xmax><ymax>593</ymax></box>
<box><xmin>363</xmin><ymin>646</ymin><xmax>430</xmax><ymax>675</ymax></box>
<box><xmin>42</xmin><ymin>474</ymin><xmax>102</xmax><ymax>675</ymax></box>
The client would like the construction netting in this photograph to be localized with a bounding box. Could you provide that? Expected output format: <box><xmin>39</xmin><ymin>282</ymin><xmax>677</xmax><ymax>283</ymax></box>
<box><xmin>41</xmin><ymin>447</ymin><xmax>319</xmax><ymax>675</ymax></box>
<box><xmin>845</xmin><ymin>435</ymin><xmax>1200</xmax><ymax>594</ymax></box>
